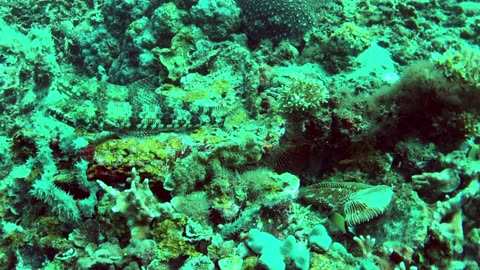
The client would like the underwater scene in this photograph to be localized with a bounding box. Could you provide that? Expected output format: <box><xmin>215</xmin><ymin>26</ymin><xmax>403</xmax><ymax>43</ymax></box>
<box><xmin>0</xmin><ymin>0</ymin><xmax>480</xmax><ymax>269</ymax></box>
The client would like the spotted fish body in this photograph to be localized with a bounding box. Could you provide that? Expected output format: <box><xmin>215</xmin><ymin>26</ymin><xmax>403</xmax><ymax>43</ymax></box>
<box><xmin>47</xmin><ymin>75</ymin><xmax>232</xmax><ymax>135</ymax></box>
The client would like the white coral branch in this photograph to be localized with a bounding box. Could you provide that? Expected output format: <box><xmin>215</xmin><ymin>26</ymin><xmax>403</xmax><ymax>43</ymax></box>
<box><xmin>353</xmin><ymin>235</ymin><xmax>375</xmax><ymax>257</ymax></box>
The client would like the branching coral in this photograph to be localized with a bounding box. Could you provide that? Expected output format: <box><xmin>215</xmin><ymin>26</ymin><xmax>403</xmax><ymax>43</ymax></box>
<box><xmin>97</xmin><ymin>168</ymin><xmax>174</xmax><ymax>240</ymax></box>
<box><xmin>353</xmin><ymin>235</ymin><xmax>376</xmax><ymax>258</ymax></box>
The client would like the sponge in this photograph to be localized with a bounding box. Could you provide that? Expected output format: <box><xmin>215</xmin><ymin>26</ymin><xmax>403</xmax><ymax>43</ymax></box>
<box><xmin>246</xmin><ymin>229</ymin><xmax>309</xmax><ymax>270</ymax></box>
<box><xmin>309</xmin><ymin>224</ymin><xmax>332</xmax><ymax>251</ymax></box>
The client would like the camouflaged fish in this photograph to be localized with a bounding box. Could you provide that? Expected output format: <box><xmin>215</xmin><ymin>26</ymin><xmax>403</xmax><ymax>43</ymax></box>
<box><xmin>47</xmin><ymin>75</ymin><xmax>235</xmax><ymax>136</ymax></box>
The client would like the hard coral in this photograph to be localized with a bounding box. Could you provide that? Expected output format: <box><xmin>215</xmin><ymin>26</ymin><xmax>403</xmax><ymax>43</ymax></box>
<box><xmin>96</xmin><ymin>168</ymin><xmax>174</xmax><ymax>241</ymax></box>
<box><xmin>300</xmin><ymin>182</ymin><xmax>394</xmax><ymax>226</ymax></box>
<box><xmin>278</xmin><ymin>73</ymin><xmax>329</xmax><ymax>114</ymax></box>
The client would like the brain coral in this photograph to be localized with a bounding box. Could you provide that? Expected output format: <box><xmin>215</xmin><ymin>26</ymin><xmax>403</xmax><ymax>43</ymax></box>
<box><xmin>236</xmin><ymin>0</ymin><xmax>317</xmax><ymax>41</ymax></box>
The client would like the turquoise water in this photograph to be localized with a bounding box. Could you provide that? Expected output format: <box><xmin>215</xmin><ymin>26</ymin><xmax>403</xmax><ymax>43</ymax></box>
<box><xmin>0</xmin><ymin>0</ymin><xmax>479</xmax><ymax>269</ymax></box>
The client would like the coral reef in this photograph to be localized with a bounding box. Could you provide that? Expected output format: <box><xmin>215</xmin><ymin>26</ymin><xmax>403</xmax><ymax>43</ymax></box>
<box><xmin>432</xmin><ymin>41</ymin><xmax>480</xmax><ymax>90</ymax></box>
<box><xmin>300</xmin><ymin>182</ymin><xmax>394</xmax><ymax>227</ymax></box>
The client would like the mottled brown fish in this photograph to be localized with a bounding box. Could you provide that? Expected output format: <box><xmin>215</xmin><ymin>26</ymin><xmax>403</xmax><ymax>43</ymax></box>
<box><xmin>47</xmin><ymin>75</ymin><xmax>232</xmax><ymax>136</ymax></box>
